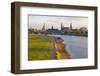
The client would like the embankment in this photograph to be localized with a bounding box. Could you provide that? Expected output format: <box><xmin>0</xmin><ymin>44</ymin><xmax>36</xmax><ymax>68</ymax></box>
<box><xmin>52</xmin><ymin>37</ymin><xmax>70</xmax><ymax>59</ymax></box>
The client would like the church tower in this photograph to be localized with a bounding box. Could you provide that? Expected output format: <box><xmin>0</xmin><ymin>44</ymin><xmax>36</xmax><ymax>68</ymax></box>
<box><xmin>51</xmin><ymin>26</ymin><xmax>54</xmax><ymax>30</ymax></box>
<box><xmin>61</xmin><ymin>23</ymin><xmax>63</xmax><ymax>30</ymax></box>
<box><xmin>70</xmin><ymin>23</ymin><xmax>72</xmax><ymax>30</ymax></box>
<box><xmin>42</xmin><ymin>23</ymin><xmax>45</xmax><ymax>31</ymax></box>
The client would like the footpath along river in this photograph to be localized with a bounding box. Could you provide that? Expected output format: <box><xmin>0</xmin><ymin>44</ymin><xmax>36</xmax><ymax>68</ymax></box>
<box><xmin>49</xmin><ymin>35</ymin><xmax>88</xmax><ymax>59</ymax></box>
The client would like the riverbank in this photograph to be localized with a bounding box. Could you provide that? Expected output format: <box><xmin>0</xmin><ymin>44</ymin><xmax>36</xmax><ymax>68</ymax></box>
<box><xmin>28</xmin><ymin>34</ymin><xmax>70</xmax><ymax>60</ymax></box>
<box><xmin>52</xmin><ymin>37</ymin><xmax>70</xmax><ymax>59</ymax></box>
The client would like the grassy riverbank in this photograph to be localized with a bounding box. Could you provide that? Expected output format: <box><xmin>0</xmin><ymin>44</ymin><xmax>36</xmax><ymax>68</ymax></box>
<box><xmin>28</xmin><ymin>34</ymin><xmax>70</xmax><ymax>61</ymax></box>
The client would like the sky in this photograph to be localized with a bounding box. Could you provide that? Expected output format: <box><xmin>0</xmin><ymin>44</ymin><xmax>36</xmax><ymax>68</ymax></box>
<box><xmin>28</xmin><ymin>15</ymin><xmax>88</xmax><ymax>30</ymax></box>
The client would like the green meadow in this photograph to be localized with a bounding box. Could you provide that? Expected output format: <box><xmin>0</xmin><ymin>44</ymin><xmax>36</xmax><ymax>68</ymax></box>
<box><xmin>28</xmin><ymin>34</ymin><xmax>52</xmax><ymax>61</ymax></box>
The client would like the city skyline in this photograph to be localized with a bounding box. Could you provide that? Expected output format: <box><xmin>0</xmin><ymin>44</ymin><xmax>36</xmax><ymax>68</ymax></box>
<box><xmin>28</xmin><ymin>15</ymin><xmax>88</xmax><ymax>30</ymax></box>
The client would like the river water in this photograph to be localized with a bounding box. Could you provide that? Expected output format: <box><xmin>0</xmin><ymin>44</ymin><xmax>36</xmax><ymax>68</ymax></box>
<box><xmin>49</xmin><ymin>35</ymin><xmax>88</xmax><ymax>59</ymax></box>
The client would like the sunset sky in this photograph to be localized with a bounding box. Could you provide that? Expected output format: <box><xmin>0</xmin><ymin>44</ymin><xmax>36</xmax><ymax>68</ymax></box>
<box><xmin>28</xmin><ymin>15</ymin><xmax>88</xmax><ymax>30</ymax></box>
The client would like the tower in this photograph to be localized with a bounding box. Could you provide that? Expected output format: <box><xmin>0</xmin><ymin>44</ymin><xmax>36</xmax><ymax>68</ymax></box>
<box><xmin>51</xmin><ymin>26</ymin><xmax>53</xmax><ymax>30</ymax></box>
<box><xmin>61</xmin><ymin>23</ymin><xmax>63</xmax><ymax>30</ymax></box>
<box><xmin>42</xmin><ymin>23</ymin><xmax>45</xmax><ymax>31</ymax></box>
<box><xmin>70</xmin><ymin>23</ymin><xmax>72</xmax><ymax>30</ymax></box>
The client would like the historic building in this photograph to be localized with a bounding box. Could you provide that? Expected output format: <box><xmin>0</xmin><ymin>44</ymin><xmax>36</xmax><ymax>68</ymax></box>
<box><xmin>80</xmin><ymin>27</ymin><xmax>88</xmax><ymax>34</ymax></box>
<box><xmin>47</xmin><ymin>26</ymin><xmax>62</xmax><ymax>35</ymax></box>
<box><xmin>28</xmin><ymin>23</ymin><xmax>88</xmax><ymax>36</ymax></box>
<box><xmin>61</xmin><ymin>23</ymin><xmax>72</xmax><ymax>33</ymax></box>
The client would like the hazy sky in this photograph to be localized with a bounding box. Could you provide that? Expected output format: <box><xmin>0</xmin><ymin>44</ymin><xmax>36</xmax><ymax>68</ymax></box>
<box><xmin>28</xmin><ymin>15</ymin><xmax>88</xmax><ymax>30</ymax></box>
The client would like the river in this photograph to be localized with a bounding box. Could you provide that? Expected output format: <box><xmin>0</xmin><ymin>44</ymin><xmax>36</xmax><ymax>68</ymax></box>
<box><xmin>49</xmin><ymin>35</ymin><xmax>88</xmax><ymax>59</ymax></box>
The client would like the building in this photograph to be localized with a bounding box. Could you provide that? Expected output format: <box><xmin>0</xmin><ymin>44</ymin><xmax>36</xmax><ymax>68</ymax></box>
<box><xmin>80</xmin><ymin>27</ymin><xmax>88</xmax><ymax>34</ymax></box>
<box><xmin>47</xmin><ymin>26</ymin><xmax>62</xmax><ymax>35</ymax></box>
<box><xmin>41</xmin><ymin>24</ymin><xmax>46</xmax><ymax>32</ymax></box>
<box><xmin>28</xmin><ymin>23</ymin><xmax>88</xmax><ymax>36</ymax></box>
<box><xmin>61</xmin><ymin>23</ymin><xmax>72</xmax><ymax>33</ymax></box>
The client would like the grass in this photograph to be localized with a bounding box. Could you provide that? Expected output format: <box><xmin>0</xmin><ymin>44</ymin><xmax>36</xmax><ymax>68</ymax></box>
<box><xmin>28</xmin><ymin>34</ymin><xmax>52</xmax><ymax>61</ymax></box>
